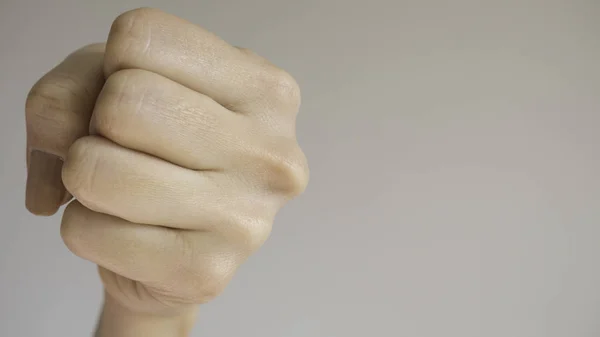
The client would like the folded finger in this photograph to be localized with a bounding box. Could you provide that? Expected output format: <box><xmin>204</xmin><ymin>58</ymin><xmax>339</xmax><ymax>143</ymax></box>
<box><xmin>103</xmin><ymin>8</ymin><xmax>300</xmax><ymax>114</ymax></box>
<box><xmin>61</xmin><ymin>201</ymin><xmax>243</xmax><ymax>304</ymax></box>
<box><xmin>62</xmin><ymin>136</ymin><xmax>273</xmax><ymax>247</ymax></box>
<box><xmin>90</xmin><ymin>69</ymin><xmax>250</xmax><ymax>171</ymax></box>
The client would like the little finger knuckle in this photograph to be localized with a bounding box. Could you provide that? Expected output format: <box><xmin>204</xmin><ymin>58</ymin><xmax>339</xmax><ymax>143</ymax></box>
<box><xmin>185</xmin><ymin>254</ymin><xmax>238</xmax><ymax>303</ymax></box>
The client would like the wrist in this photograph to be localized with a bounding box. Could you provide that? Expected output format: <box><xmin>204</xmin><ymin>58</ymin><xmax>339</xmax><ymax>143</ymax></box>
<box><xmin>95</xmin><ymin>291</ymin><xmax>198</xmax><ymax>337</ymax></box>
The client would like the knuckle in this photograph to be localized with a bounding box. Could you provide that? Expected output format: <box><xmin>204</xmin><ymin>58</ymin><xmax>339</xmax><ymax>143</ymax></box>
<box><xmin>187</xmin><ymin>257</ymin><xmax>237</xmax><ymax>304</ymax></box>
<box><xmin>257</xmin><ymin>143</ymin><xmax>309</xmax><ymax>197</ymax></box>
<box><xmin>62</xmin><ymin>137</ymin><xmax>100</xmax><ymax>204</ymax></box>
<box><xmin>173</xmin><ymin>234</ymin><xmax>238</xmax><ymax>304</ymax></box>
<box><xmin>93</xmin><ymin>69</ymin><xmax>146</xmax><ymax>140</ymax></box>
<box><xmin>231</xmin><ymin>213</ymin><xmax>273</xmax><ymax>253</ymax></box>
<box><xmin>196</xmin><ymin>256</ymin><xmax>236</xmax><ymax>301</ymax></box>
<box><xmin>105</xmin><ymin>8</ymin><xmax>155</xmax><ymax>75</ymax></box>
<box><xmin>110</xmin><ymin>8</ymin><xmax>152</xmax><ymax>40</ymax></box>
<box><xmin>263</xmin><ymin>68</ymin><xmax>301</xmax><ymax>109</ymax></box>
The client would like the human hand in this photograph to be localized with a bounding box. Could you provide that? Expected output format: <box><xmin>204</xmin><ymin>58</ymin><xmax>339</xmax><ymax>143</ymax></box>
<box><xmin>25</xmin><ymin>7</ymin><xmax>308</xmax><ymax>323</ymax></box>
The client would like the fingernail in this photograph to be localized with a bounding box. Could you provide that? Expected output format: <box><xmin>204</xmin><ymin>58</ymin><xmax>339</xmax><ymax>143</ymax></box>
<box><xmin>25</xmin><ymin>150</ymin><xmax>66</xmax><ymax>216</ymax></box>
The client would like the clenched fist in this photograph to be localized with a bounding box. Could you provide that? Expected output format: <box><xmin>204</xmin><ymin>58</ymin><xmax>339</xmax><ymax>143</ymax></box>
<box><xmin>25</xmin><ymin>8</ymin><xmax>308</xmax><ymax>334</ymax></box>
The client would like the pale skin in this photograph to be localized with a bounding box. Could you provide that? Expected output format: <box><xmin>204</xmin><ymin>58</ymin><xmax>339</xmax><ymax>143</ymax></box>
<box><xmin>24</xmin><ymin>8</ymin><xmax>309</xmax><ymax>336</ymax></box>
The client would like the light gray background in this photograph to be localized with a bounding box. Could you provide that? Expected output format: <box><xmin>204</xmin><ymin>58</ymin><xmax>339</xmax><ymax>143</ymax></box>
<box><xmin>1</xmin><ymin>0</ymin><xmax>599</xmax><ymax>336</ymax></box>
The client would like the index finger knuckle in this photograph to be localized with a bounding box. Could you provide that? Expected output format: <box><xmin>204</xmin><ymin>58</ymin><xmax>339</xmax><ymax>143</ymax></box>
<box><xmin>104</xmin><ymin>8</ymin><xmax>157</xmax><ymax>76</ymax></box>
<box><xmin>262</xmin><ymin>68</ymin><xmax>302</xmax><ymax>110</ymax></box>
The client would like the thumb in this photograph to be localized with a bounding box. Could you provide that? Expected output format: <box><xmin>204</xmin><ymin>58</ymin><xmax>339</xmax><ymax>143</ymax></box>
<box><xmin>26</xmin><ymin>150</ymin><xmax>68</xmax><ymax>215</ymax></box>
<box><xmin>25</xmin><ymin>43</ymin><xmax>105</xmax><ymax>216</ymax></box>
